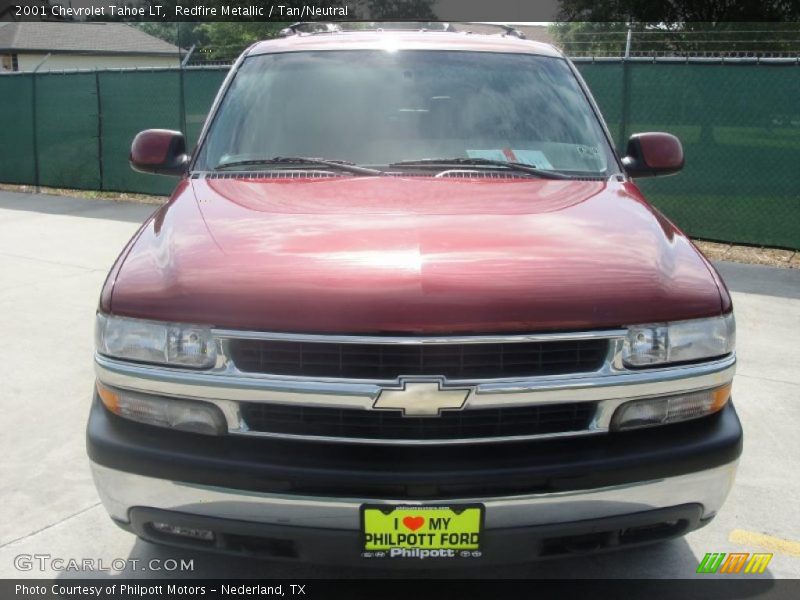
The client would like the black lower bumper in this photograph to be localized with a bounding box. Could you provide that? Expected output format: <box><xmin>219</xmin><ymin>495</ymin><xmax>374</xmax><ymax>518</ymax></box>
<box><xmin>87</xmin><ymin>394</ymin><xmax>743</xmax><ymax>499</ymax></box>
<box><xmin>124</xmin><ymin>504</ymin><xmax>709</xmax><ymax>566</ymax></box>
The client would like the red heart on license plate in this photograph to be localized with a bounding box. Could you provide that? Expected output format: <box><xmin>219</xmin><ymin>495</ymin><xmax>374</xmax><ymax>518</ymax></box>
<box><xmin>402</xmin><ymin>516</ymin><xmax>425</xmax><ymax>531</ymax></box>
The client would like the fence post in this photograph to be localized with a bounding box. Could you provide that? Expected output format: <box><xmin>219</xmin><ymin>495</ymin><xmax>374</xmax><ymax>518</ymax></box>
<box><xmin>624</xmin><ymin>27</ymin><xmax>633</xmax><ymax>59</ymax></box>
<box><xmin>95</xmin><ymin>70</ymin><xmax>104</xmax><ymax>191</ymax></box>
<box><xmin>181</xmin><ymin>44</ymin><xmax>196</xmax><ymax>67</ymax></box>
<box><xmin>31</xmin><ymin>72</ymin><xmax>39</xmax><ymax>192</ymax></box>
<box><xmin>179</xmin><ymin>64</ymin><xmax>187</xmax><ymax>136</ymax></box>
<box><xmin>177</xmin><ymin>22</ymin><xmax>187</xmax><ymax>135</ymax></box>
<box><xmin>30</xmin><ymin>54</ymin><xmax>50</xmax><ymax>192</ymax></box>
<box><xmin>618</xmin><ymin>27</ymin><xmax>633</xmax><ymax>150</ymax></box>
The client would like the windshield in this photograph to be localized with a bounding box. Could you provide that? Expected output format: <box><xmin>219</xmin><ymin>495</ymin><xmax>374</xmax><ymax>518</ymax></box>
<box><xmin>196</xmin><ymin>50</ymin><xmax>616</xmax><ymax>176</ymax></box>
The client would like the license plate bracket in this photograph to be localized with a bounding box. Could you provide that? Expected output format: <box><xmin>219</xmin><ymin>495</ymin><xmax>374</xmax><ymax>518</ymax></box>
<box><xmin>360</xmin><ymin>504</ymin><xmax>484</xmax><ymax>559</ymax></box>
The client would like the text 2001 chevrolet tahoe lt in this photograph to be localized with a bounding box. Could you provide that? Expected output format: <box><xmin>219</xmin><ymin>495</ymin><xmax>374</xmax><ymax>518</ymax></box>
<box><xmin>88</xmin><ymin>27</ymin><xmax>741</xmax><ymax>565</ymax></box>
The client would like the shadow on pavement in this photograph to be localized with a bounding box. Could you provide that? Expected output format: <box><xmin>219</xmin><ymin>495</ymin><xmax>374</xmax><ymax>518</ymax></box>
<box><xmin>0</xmin><ymin>191</ymin><xmax>159</xmax><ymax>224</ymax></box>
<box><xmin>714</xmin><ymin>261</ymin><xmax>800</xmax><ymax>300</ymax></box>
<box><xmin>53</xmin><ymin>534</ymin><xmax>774</xmax><ymax>581</ymax></box>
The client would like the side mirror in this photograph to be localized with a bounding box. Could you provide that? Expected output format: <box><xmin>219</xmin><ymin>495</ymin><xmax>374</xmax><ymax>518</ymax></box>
<box><xmin>622</xmin><ymin>132</ymin><xmax>684</xmax><ymax>178</ymax></box>
<box><xmin>130</xmin><ymin>129</ymin><xmax>188</xmax><ymax>176</ymax></box>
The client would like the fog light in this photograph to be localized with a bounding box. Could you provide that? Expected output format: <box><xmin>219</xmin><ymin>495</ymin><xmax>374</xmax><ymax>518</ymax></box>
<box><xmin>611</xmin><ymin>384</ymin><xmax>731</xmax><ymax>431</ymax></box>
<box><xmin>151</xmin><ymin>522</ymin><xmax>215</xmax><ymax>541</ymax></box>
<box><xmin>96</xmin><ymin>381</ymin><xmax>226</xmax><ymax>435</ymax></box>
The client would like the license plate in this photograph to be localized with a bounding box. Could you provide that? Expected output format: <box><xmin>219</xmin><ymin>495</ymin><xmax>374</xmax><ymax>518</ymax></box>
<box><xmin>361</xmin><ymin>504</ymin><xmax>484</xmax><ymax>559</ymax></box>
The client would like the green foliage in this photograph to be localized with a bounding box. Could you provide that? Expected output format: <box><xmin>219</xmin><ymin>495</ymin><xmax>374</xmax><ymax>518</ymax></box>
<box><xmin>553</xmin><ymin>0</ymin><xmax>800</xmax><ymax>56</ymax></box>
<box><xmin>137</xmin><ymin>20</ymin><xmax>290</xmax><ymax>60</ymax></box>
<box><xmin>135</xmin><ymin>0</ymin><xmax>437</xmax><ymax>60</ymax></box>
<box><xmin>136</xmin><ymin>22</ymin><xmax>208</xmax><ymax>48</ymax></box>
<box><xmin>556</xmin><ymin>0</ymin><xmax>800</xmax><ymax>22</ymax></box>
<box><xmin>549</xmin><ymin>22</ymin><xmax>631</xmax><ymax>56</ymax></box>
<box><xmin>195</xmin><ymin>22</ymin><xmax>288</xmax><ymax>58</ymax></box>
<box><xmin>363</xmin><ymin>0</ymin><xmax>437</xmax><ymax>19</ymax></box>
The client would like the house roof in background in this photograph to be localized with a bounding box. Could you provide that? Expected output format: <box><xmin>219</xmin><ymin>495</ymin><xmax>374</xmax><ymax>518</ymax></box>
<box><xmin>0</xmin><ymin>22</ymin><xmax>181</xmax><ymax>55</ymax></box>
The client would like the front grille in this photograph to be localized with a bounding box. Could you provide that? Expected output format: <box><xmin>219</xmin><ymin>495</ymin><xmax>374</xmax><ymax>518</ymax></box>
<box><xmin>240</xmin><ymin>402</ymin><xmax>595</xmax><ymax>441</ymax></box>
<box><xmin>228</xmin><ymin>339</ymin><xmax>608</xmax><ymax>380</ymax></box>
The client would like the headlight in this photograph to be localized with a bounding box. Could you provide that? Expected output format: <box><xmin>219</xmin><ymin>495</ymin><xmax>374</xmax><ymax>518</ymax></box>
<box><xmin>611</xmin><ymin>384</ymin><xmax>731</xmax><ymax>431</ymax></box>
<box><xmin>95</xmin><ymin>313</ymin><xmax>216</xmax><ymax>369</ymax></box>
<box><xmin>622</xmin><ymin>314</ymin><xmax>735</xmax><ymax>367</ymax></box>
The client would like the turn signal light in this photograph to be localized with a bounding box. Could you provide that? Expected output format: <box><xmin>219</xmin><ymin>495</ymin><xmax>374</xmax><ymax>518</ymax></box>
<box><xmin>611</xmin><ymin>384</ymin><xmax>731</xmax><ymax>431</ymax></box>
<box><xmin>96</xmin><ymin>381</ymin><xmax>226</xmax><ymax>435</ymax></box>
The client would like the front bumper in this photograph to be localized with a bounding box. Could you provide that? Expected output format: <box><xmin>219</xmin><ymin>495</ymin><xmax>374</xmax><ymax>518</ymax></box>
<box><xmin>118</xmin><ymin>503</ymin><xmax>711</xmax><ymax>566</ymax></box>
<box><xmin>88</xmin><ymin>396</ymin><xmax>742</xmax><ymax>564</ymax></box>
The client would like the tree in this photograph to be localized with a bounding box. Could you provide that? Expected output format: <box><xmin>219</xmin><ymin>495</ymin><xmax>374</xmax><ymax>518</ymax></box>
<box><xmin>553</xmin><ymin>0</ymin><xmax>800</xmax><ymax>56</ymax></box>
<box><xmin>557</xmin><ymin>0</ymin><xmax>800</xmax><ymax>23</ymax></box>
<box><xmin>551</xmin><ymin>21</ymin><xmax>800</xmax><ymax>57</ymax></box>
<box><xmin>136</xmin><ymin>22</ymin><xmax>208</xmax><ymax>49</ymax></box>
<box><xmin>134</xmin><ymin>0</ymin><xmax>438</xmax><ymax>61</ymax></box>
<box><xmin>362</xmin><ymin>0</ymin><xmax>437</xmax><ymax>19</ymax></box>
<box><xmin>195</xmin><ymin>22</ymin><xmax>288</xmax><ymax>60</ymax></box>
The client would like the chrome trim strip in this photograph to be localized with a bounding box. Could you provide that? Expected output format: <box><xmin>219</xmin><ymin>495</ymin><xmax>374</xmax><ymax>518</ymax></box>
<box><xmin>96</xmin><ymin>354</ymin><xmax>378</xmax><ymax>408</ymax></box>
<box><xmin>223</xmin><ymin>421</ymin><xmax>611</xmax><ymax>446</ymax></box>
<box><xmin>472</xmin><ymin>355</ymin><xmax>736</xmax><ymax>402</ymax></box>
<box><xmin>91</xmin><ymin>461</ymin><xmax>739</xmax><ymax>529</ymax></box>
<box><xmin>215</xmin><ymin>333</ymin><xmax>619</xmax><ymax>386</ymax></box>
<box><xmin>95</xmin><ymin>353</ymin><xmax>735</xmax><ymax>407</ymax></box>
<box><xmin>211</xmin><ymin>328</ymin><xmax>628</xmax><ymax>345</ymax></box>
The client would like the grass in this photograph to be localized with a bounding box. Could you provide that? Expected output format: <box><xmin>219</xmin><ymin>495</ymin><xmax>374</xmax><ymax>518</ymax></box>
<box><xmin>0</xmin><ymin>183</ymin><xmax>166</xmax><ymax>205</ymax></box>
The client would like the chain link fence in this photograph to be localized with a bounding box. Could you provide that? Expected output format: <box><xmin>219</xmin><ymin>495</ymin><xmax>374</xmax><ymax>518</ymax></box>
<box><xmin>0</xmin><ymin>60</ymin><xmax>798</xmax><ymax>249</ymax></box>
<box><xmin>556</xmin><ymin>27</ymin><xmax>800</xmax><ymax>59</ymax></box>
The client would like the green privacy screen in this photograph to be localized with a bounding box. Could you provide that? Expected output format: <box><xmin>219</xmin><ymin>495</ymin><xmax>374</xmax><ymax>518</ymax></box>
<box><xmin>0</xmin><ymin>66</ymin><xmax>227</xmax><ymax>196</ymax></box>
<box><xmin>35</xmin><ymin>71</ymin><xmax>101</xmax><ymax>190</ymax></box>
<box><xmin>0</xmin><ymin>62</ymin><xmax>798</xmax><ymax>249</ymax></box>
<box><xmin>0</xmin><ymin>74</ymin><xmax>36</xmax><ymax>185</ymax></box>
<box><xmin>99</xmin><ymin>70</ymin><xmax>183</xmax><ymax>195</ymax></box>
<box><xmin>578</xmin><ymin>60</ymin><xmax>800</xmax><ymax>249</ymax></box>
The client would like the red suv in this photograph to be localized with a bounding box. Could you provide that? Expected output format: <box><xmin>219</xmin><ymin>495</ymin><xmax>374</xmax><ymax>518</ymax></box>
<box><xmin>88</xmin><ymin>26</ymin><xmax>740</xmax><ymax>566</ymax></box>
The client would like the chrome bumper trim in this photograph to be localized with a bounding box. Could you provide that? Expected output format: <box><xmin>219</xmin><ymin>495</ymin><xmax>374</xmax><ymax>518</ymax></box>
<box><xmin>91</xmin><ymin>461</ymin><xmax>738</xmax><ymax>530</ymax></box>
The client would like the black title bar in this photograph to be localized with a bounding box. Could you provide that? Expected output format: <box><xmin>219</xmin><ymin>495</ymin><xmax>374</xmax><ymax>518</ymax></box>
<box><xmin>4</xmin><ymin>579</ymin><xmax>800</xmax><ymax>600</ymax></box>
<box><xmin>2</xmin><ymin>0</ymin><xmax>800</xmax><ymax>22</ymax></box>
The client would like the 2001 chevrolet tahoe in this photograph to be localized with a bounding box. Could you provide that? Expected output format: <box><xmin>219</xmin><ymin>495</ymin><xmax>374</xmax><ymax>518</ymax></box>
<box><xmin>88</xmin><ymin>24</ymin><xmax>741</xmax><ymax>565</ymax></box>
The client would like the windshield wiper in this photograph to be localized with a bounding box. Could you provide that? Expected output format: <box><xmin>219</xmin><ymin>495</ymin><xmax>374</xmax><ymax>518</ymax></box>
<box><xmin>389</xmin><ymin>157</ymin><xmax>571</xmax><ymax>180</ymax></box>
<box><xmin>215</xmin><ymin>156</ymin><xmax>383</xmax><ymax>176</ymax></box>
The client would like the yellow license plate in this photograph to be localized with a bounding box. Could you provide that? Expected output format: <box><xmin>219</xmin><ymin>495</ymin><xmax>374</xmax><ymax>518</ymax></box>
<box><xmin>361</xmin><ymin>505</ymin><xmax>484</xmax><ymax>559</ymax></box>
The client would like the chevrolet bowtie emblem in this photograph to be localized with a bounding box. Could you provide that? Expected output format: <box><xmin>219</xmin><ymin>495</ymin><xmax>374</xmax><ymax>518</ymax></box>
<box><xmin>373</xmin><ymin>378</ymin><xmax>473</xmax><ymax>417</ymax></box>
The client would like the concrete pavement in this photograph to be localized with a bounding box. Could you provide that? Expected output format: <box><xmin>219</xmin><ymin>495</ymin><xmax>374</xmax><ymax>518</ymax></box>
<box><xmin>0</xmin><ymin>190</ymin><xmax>798</xmax><ymax>579</ymax></box>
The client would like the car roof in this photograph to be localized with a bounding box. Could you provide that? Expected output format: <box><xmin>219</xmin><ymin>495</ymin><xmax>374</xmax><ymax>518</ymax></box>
<box><xmin>247</xmin><ymin>31</ymin><xmax>563</xmax><ymax>59</ymax></box>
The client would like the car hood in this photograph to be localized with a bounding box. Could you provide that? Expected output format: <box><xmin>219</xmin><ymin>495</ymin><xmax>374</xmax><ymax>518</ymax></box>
<box><xmin>108</xmin><ymin>175</ymin><xmax>724</xmax><ymax>333</ymax></box>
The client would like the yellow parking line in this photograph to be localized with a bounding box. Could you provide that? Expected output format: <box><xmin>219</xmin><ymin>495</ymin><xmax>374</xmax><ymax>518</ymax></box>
<box><xmin>729</xmin><ymin>529</ymin><xmax>800</xmax><ymax>557</ymax></box>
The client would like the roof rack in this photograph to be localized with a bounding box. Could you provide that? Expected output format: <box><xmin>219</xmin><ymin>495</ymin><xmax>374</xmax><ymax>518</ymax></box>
<box><xmin>278</xmin><ymin>22</ymin><xmax>527</xmax><ymax>39</ymax></box>
<box><xmin>279</xmin><ymin>23</ymin><xmax>343</xmax><ymax>37</ymax></box>
<box><xmin>484</xmin><ymin>24</ymin><xmax>527</xmax><ymax>39</ymax></box>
